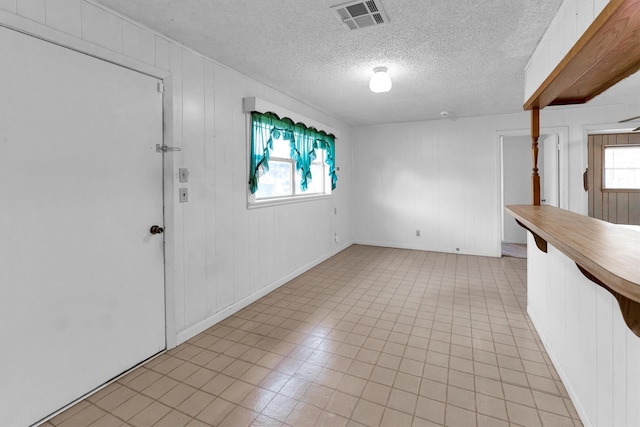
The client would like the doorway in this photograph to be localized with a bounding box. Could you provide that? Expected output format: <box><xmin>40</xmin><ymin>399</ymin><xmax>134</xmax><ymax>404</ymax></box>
<box><xmin>500</xmin><ymin>130</ymin><xmax>562</xmax><ymax>257</ymax></box>
<box><xmin>0</xmin><ymin>27</ymin><xmax>166</xmax><ymax>426</ymax></box>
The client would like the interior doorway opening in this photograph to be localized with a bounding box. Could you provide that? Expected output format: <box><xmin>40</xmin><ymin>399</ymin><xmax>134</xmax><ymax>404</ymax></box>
<box><xmin>499</xmin><ymin>129</ymin><xmax>564</xmax><ymax>258</ymax></box>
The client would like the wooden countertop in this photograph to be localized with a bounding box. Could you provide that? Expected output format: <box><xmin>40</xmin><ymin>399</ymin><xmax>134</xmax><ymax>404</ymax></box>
<box><xmin>505</xmin><ymin>205</ymin><xmax>640</xmax><ymax>303</ymax></box>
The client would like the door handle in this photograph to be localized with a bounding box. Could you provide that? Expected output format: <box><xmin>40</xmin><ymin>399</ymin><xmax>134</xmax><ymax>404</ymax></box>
<box><xmin>150</xmin><ymin>225</ymin><xmax>164</xmax><ymax>235</ymax></box>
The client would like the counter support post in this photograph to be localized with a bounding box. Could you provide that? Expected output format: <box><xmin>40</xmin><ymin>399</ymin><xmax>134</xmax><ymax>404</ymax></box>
<box><xmin>531</xmin><ymin>107</ymin><xmax>541</xmax><ymax>205</ymax></box>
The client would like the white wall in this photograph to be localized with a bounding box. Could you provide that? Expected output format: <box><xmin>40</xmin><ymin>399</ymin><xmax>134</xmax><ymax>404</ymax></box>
<box><xmin>352</xmin><ymin>97</ymin><xmax>640</xmax><ymax>257</ymax></box>
<box><xmin>0</xmin><ymin>0</ymin><xmax>353</xmax><ymax>347</ymax></box>
<box><xmin>502</xmin><ymin>135</ymin><xmax>531</xmax><ymax>243</ymax></box>
<box><xmin>527</xmin><ymin>234</ymin><xmax>640</xmax><ymax>427</ymax></box>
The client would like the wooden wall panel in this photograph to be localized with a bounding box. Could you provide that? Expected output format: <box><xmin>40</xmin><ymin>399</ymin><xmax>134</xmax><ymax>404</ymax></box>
<box><xmin>17</xmin><ymin>0</ymin><xmax>44</xmax><ymax>23</ymax></box>
<box><xmin>588</xmin><ymin>133</ymin><xmax>640</xmax><ymax>225</ymax></box>
<box><xmin>81</xmin><ymin>2</ymin><xmax>122</xmax><ymax>52</ymax></box>
<box><xmin>528</xmin><ymin>236</ymin><xmax>640</xmax><ymax>427</ymax></box>
<box><xmin>182</xmin><ymin>50</ymin><xmax>208</xmax><ymax>328</ymax></box>
<box><xmin>45</xmin><ymin>0</ymin><xmax>82</xmax><ymax>37</ymax></box>
<box><xmin>525</xmin><ymin>0</ymin><xmax>599</xmax><ymax>101</ymax></box>
<box><xmin>169</xmin><ymin>42</ymin><xmax>186</xmax><ymax>333</ymax></box>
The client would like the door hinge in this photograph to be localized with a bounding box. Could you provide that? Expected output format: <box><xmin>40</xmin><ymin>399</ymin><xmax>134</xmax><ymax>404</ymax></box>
<box><xmin>157</xmin><ymin>82</ymin><xmax>165</xmax><ymax>93</ymax></box>
<box><xmin>156</xmin><ymin>144</ymin><xmax>181</xmax><ymax>153</ymax></box>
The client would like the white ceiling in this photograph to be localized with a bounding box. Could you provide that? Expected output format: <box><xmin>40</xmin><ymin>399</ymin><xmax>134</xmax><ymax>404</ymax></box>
<box><xmin>95</xmin><ymin>0</ymin><xmax>568</xmax><ymax>126</ymax></box>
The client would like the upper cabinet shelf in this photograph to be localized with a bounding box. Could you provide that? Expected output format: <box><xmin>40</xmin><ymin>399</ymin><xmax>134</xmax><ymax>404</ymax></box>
<box><xmin>524</xmin><ymin>0</ymin><xmax>640</xmax><ymax>110</ymax></box>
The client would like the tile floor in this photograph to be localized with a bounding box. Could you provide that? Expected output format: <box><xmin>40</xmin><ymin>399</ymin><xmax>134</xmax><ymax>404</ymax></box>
<box><xmin>43</xmin><ymin>245</ymin><xmax>582</xmax><ymax>427</ymax></box>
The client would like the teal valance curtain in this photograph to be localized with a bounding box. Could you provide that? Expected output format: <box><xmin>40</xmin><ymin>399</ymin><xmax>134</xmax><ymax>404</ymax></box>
<box><xmin>249</xmin><ymin>111</ymin><xmax>337</xmax><ymax>194</ymax></box>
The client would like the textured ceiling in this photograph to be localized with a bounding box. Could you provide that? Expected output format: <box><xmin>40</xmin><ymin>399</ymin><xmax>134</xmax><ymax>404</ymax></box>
<box><xmin>95</xmin><ymin>0</ymin><xmax>566</xmax><ymax>126</ymax></box>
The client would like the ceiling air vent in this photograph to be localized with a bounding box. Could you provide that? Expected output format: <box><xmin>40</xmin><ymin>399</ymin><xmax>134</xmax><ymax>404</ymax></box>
<box><xmin>331</xmin><ymin>0</ymin><xmax>389</xmax><ymax>31</ymax></box>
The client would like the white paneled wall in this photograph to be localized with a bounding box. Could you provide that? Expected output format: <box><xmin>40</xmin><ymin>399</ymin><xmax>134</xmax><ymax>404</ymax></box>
<box><xmin>352</xmin><ymin>98</ymin><xmax>640</xmax><ymax>257</ymax></box>
<box><xmin>524</xmin><ymin>0</ymin><xmax>610</xmax><ymax>102</ymax></box>
<box><xmin>0</xmin><ymin>0</ymin><xmax>353</xmax><ymax>346</ymax></box>
<box><xmin>352</xmin><ymin>117</ymin><xmax>506</xmax><ymax>257</ymax></box>
<box><xmin>527</xmin><ymin>234</ymin><xmax>640</xmax><ymax>427</ymax></box>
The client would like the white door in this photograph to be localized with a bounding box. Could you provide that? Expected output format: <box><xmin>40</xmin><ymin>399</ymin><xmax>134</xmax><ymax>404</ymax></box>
<box><xmin>541</xmin><ymin>134</ymin><xmax>559</xmax><ymax>207</ymax></box>
<box><xmin>0</xmin><ymin>27</ymin><xmax>165</xmax><ymax>426</ymax></box>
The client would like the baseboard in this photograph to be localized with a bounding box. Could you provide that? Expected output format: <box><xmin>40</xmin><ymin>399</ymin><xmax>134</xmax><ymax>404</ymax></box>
<box><xmin>527</xmin><ymin>306</ymin><xmax>591</xmax><ymax>427</ymax></box>
<box><xmin>175</xmin><ymin>242</ymin><xmax>353</xmax><ymax>346</ymax></box>
<box><xmin>353</xmin><ymin>239</ymin><xmax>499</xmax><ymax>258</ymax></box>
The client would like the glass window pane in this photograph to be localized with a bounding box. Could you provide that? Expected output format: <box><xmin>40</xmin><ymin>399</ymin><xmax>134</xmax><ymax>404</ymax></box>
<box><xmin>603</xmin><ymin>145</ymin><xmax>640</xmax><ymax>189</ymax></box>
<box><xmin>295</xmin><ymin>163</ymin><xmax>325</xmax><ymax>195</ymax></box>
<box><xmin>255</xmin><ymin>161</ymin><xmax>293</xmax><ymax>198</ymax></box>
<box><xmin>270</xmin><ymin>135</ymin><xmax>291</xmax><ymax>158</ymax></box>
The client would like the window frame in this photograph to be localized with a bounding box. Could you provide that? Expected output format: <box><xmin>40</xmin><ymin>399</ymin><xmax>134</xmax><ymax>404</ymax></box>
<box><xmin>246</xmin><ymin>106</ymin><xmax>337</xmax><ymax>209</ymax></box>
<box><xmin>601</xmin><ymin>144</ymin><xmax>640</xmax><ymax>192</ymax></box>
<box><xmin>251</xmin><ymin>140</ymin><xmax>330</xmax><ymax>203</ymax></box>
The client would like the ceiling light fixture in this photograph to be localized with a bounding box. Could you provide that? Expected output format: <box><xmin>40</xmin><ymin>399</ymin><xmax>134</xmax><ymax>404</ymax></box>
<box><xmin>369</xmin><ymin>66</ymin><xmax>392</xmax><ymax>93</ymax></box>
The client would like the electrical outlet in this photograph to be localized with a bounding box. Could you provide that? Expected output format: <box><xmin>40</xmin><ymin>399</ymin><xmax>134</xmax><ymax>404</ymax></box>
<box><xmin>179</xmin><ymin>188</ymin><xmax>188</xmax><ymax>203</ymax></box>
<box><xmin>334</xmin><ymin>232</ymin><xmax>339</xmax><ymax>243</ymax></box>
<box><xmin>416</xmin><ymin>230</ymin><xmax>421</xmax><ymax>237</ymax></box>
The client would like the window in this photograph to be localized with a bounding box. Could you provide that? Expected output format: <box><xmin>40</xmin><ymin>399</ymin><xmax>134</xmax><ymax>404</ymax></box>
<box><xmin>249</xmin><ymin>112</ymin><xmax>337</xmax><ymax>203</ymax></box>
<box><xmin>602</xmin><ymin>144</ymin><xmax>640</xmax><ymax>190</ymax></box>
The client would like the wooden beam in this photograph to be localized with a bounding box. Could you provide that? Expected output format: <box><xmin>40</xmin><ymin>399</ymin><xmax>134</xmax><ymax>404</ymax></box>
<box><xmin>524</xmin><ymin>0</ymin><xmax>640</xmax><ymax>110</ymax></box>
<box><xmin>531</xmin><ymin>108</ymin><xmax>541</xmax><ymax>205</ymax></box>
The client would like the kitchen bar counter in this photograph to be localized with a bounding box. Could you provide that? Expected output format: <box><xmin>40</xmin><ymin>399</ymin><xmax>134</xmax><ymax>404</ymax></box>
<box><xmin>505</xmin><ymin>205</ymin><xmax>640</xmax><ymax>426</ymax></box>
<box><xmin>506</xmin><ymin>205</ymin><xmax>640</xmax><ymax>303</ymax></box>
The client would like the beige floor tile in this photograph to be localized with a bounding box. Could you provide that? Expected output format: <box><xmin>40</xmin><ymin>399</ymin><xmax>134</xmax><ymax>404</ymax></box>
<box><xmin>195</xmin><ymin>397</ymin><xmax>235</xmax><ymax>425</ymax></box>
<box><xmin>475</xmin><ymin>393</ymin><xmax>507</xmax><ymax>420</ymax></box>
<box><xmin>325</xmin><ymin>390</ymin><xmax>359</xmax><ymax>418</ymax></box>
<box><xmin>154</xmin><ymin>409</ymin><xmax>194</xmax><ymax>427</ymax></box>
<box><xmin>218</xmin><ymin>406</ymin><xmax>259</xmax><ymax>427</ymax></box>
<box><xmin>351</xmin><ymin>398</ymin><xmax>385</xmax><ymax>427</ymax></box>
<box><xmin>87</xmin><ymin>413</ymin><xmax>127</xmax><ymax>427</ymax></box>
<box><xmin>361</xmin><ymin>380</ymin><xmax>391</xmax><ymax>406</ymax></box>
<box><xmin>393</xmin><ymin>372</ymin><xmax>421</xmax><ymax>394</ymax></box>
<box><xmin>538</xmin><ymin>409</ymin><xmax>577</xmax><ymax>426</ymax></box>
<box><xmin>128</xmin><ymin>400</ymin><xmax>171</xmax><ymax>427</ymax></box>
<box><xmin>301</xmin><ymin>383</ymin><xmax>334</xmax><ymax>408</ymax></box>
<box><xmin>181</xmin><ymin>367</ymin><xmax>217</xmax><ymax>390</ymax></box>
<box><xmin>313</xmin><ymin>410</ymin><xmax>349</xmax><ymax>427</ymax></box>
<box><xmin>415</xmin><ymin>396</ymin><xmax>445</xmax><ymax>424</ymax></box>
<box><xmin>57</xmin><ymin>404</ymin><xmax>106</xmax><ymax>427</ymax></box>
<box><xmin>201</xmin><ymin>372</ymin><xmax>235</xmax><ymax>395</ymax></box>
<box><xmin>503</xmin><ymin>382</ymin><xmax>536</xmax><ymax>407</ymax></box>
<box><xmin>177</xmin><ymin>390</ymin><xmax>217</xmax><ymax>417</ymax></box>
<box><xmin>142</xmin><ymin>376</ymin><xmax>180</xmax><ymax>401</ymax></box>
<box><xmin>285</xmin><ymin>401</ymin><xmax>322</xmax><ymax>427</ymax></box>
<box><xmin>506</xmin><ymin>401</ymin><xmax>543</xmax><ymax>427</ymax></box>
<box><xmin>445</xmin><ymin>404</ymin><xmax>476</xmax><ymax>427</ymax></box>
<box><xmin>387</xmin><ymin>388</ymin><xmax>418</xmax><ymax>414</ymax></box>
<box><xmin>261</xmin><ymin>394</ymin><xmax>299</xmax><ymax>422</ymax></box>
<box><xmin>532</xmin><ymin>390</ymin><xmax>570</xmax><ymax>417</ymax></box>
<box><xmin>477</xmin><ymin>413</ymin><xmax>509</xmax><ymax>427</ymax></box>
<box><xmin>336</xmin><ymin>374</ymin><xmax>367</xmax><ymax>396</ymax></box>
<box><xmin>158</xmin><ymin>382</ymin><xmax>197</xmax><ymax>407</ymax></box>
<box><xmin>93</xmin><ymin>386</ymin><xmax>137</xmax><ymax>412</ymax></box>
<box><xmin>447</xmin><ymin>385</ymin><xmax>476</xmax><ymax>411</ymax></box>
<box><xmin>48</xmin><ymin>247</ymin><xmax>584</xmax><ymax>427</ymax></box>
<box><xmin>220</xmin><ymin>380</ymin><xmax>256</xmax><ymax>404</ymax></box>
<box><xmin>380</xmin><ymin>407</ymin><xmax>413</xmax><ymax>427</ymax></box>
<box><xmin>250</xmin><ymin>414</ymin><xmax>284</xmax><ymax>427</ymax></box>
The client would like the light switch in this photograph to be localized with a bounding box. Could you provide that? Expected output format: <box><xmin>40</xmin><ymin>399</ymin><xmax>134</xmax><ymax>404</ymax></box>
<box><xmin>179</xmin><ymin>168</ymin><xmax>189</xmax><ymax>183</ymax></box>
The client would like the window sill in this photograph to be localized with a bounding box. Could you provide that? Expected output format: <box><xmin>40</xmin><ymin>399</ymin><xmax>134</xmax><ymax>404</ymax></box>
<box><xmin>247</xmin><ymin>193</ymin><xmax>333</xmax><ymax>209</ymax></box>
